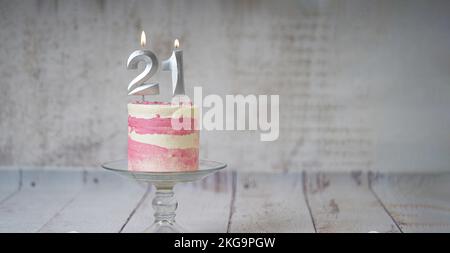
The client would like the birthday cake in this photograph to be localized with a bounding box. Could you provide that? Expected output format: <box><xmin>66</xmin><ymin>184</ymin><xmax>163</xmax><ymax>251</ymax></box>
<box><xmin>128</xmin><ymin>101</ymin><xmax>199</xmax><ymax>172</ymax></box>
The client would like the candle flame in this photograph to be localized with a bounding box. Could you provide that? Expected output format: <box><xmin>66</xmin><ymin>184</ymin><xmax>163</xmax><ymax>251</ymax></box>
<box><xmin>174</xmin><ymin>39</ymin><xmax>180</xmax><ymax>49</ymax></box>
<box><xmin>140</xmin><ymin>31</ymin><xmax>146</xmax><ymax>47</ymax></box>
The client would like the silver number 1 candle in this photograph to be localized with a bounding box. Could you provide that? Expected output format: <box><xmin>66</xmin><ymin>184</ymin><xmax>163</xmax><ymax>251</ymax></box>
<box><xmin>162</xmin><ymin>39</ymin><xmax>185</xmax><ymax>96</ymax></box>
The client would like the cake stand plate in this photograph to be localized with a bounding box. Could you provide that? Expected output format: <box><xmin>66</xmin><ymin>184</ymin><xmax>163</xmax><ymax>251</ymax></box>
<box><xmin>101</xmin><ymin>159</ymin><xmax>227</xmax><ymax>233</ymax></box>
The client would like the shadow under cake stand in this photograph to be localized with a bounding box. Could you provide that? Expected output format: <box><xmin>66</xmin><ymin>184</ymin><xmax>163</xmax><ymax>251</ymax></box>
<box><xmin>102</xmin><ymin>159</ymin><xmax>227</xmax><ymax>233</ymax></box>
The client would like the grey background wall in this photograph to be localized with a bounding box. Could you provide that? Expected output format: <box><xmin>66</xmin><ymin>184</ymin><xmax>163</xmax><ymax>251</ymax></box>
<box><xmin>1</xmin><ymin>0</ymin><xmax>449</xmax><ymax>172</ymax></box>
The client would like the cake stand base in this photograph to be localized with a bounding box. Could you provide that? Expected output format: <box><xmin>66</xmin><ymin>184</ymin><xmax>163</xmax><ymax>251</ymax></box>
<box><xmin>101</xmin><ymin>159</ymin><xmax>227</xmax><ymax>233</ymax></box>
<box><xmin>145</xmin><ymin>184</ymin><xmax>185</xmax><ymax>233</ymax></box>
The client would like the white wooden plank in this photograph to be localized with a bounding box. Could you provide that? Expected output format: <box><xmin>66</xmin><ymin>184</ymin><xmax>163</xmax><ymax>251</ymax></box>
<box><xmin>229</xmin><ymin>172</ymin><xmax>314</xmax><ymax>233</ymax></box>
<box><xmin>39</xmin><ymin>169</ymin><xmax>147</xmax><ymax>233</ymax></box>
<box><xmin>0</xmin><ymin>168</ymin><xmax>21</xmax><ymax>204</ymax></box>
<box><xmin>370</xmin><ymin>173</ymin><xmax>450</xmax><ymax>233</ymax></box>
<box><xmin>122</xmin><ymin>170</ymin><xmax>232</xmax><ymax>233</ymax></box>
<box><xmin>177</xmin><ymin>170</ymin><xmax>233</xmax><ymax>232</ymax></box>
<box><xmin>305</xmin><ymin>172</ymin><xmax>399</xmax><ymax>233</ymax></box>
<box><xmin>0</xmin><ymin>169</ymin><xmax>84</xmax><ymax>232</ymax></box>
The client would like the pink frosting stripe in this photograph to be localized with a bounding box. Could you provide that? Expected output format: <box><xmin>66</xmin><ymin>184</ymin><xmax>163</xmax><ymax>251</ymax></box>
<box><xmin>128</xmin><ymin>137</ymin><xmax>198</xmax><ymax>172</ymax></box>
<box><xmin>128</xmin><ymin>116</ymin><xmax>198</xmax><ymax>135</ymax></box>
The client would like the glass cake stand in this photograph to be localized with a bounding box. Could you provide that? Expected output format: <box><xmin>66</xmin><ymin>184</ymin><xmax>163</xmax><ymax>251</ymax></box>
<box><xmin>101</xmin><ymin>159</ymin><xmax>227</xmax><ymax>233</ymax></box>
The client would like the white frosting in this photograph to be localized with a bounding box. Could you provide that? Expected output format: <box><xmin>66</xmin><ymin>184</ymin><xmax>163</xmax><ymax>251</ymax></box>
<box><xmin>129</xmin><ymin>130</ymin><xmax>199</xmax><ymax>149</ymax></box>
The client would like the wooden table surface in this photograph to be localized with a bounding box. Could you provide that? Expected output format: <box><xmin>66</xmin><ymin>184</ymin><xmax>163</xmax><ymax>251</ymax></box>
<box><xmin>0</xmin><ymin>168</ymin><xmax>449</xmax><ymax>233</ymax></box>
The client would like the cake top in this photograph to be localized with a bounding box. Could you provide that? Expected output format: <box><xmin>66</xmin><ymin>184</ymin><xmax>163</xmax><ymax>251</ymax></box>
<box><xmin>128</xmin><ymin>101</ymin><xmax>198</xmax><ymax>119</ymax></box>
<box><xmin>131</xmin><ymin>100</ymin><xmax>194</xmax><ymax>106</ymax></box>
<box><xmin>132</xmin><ymin>101</ymin><xmax>171</xmax><ymax>105</ymax></box>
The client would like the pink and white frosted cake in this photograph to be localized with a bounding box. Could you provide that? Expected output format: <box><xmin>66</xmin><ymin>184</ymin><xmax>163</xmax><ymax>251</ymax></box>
<box><xmin>128</xmin><ymin>102</ymin><xmax>199</xmax><ymax>172</ymax></box>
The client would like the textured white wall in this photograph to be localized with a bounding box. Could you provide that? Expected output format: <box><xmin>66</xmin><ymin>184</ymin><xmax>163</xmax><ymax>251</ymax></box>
<box><xmin>0</xmin><ymin>0</ymin><xmax>449</xmax><ymax>172</ymax></box>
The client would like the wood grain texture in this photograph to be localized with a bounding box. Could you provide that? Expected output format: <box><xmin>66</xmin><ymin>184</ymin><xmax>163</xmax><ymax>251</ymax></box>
<box><xmin>228</xmin><ymin>172</ymin><xmax>315</xmax><ymax>233</ymax></box>
<box><xmin>122</xmin><ymin>171</ymin><xmax>233</xmax><ymax>233</ymax></box>
<box><xmin>370</xmin><ymin>173</ymin><xmax>450</xmax><ymax>233</ymax></box>
<box><xmin>0</xmin><ymin>169</ymin><xmax>84</xmax><ymax>232</ymax></box>
<box><xmin>38</xmin><ymin>169</ymin><xmax>147</xmax><ymax>233</ymax></box>
<box><xmin>304</xmin><ymin>171</ymin><xmax>399</xmax><ymax>233</ymax></box>
<box><xmin>1</xmin><ymin>167</ymin><xmax>450</xmax><ymax>233</ymax></box>
<box><xmin>0</xmin><ymin>168</ymin><xmax>21</xmax><ymax>204</ymax></box>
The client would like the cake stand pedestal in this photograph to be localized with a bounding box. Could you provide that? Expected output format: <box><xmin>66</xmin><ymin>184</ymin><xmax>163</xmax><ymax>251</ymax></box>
<box><xmin>101</xmin><ymin>159</ymin><xmax>226</xmax><ymax>233</ymax></box>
